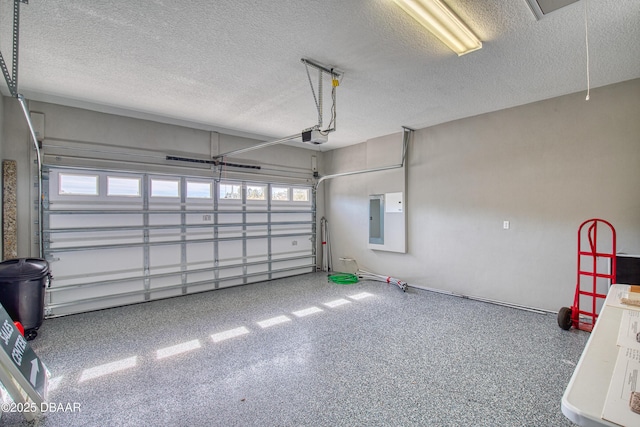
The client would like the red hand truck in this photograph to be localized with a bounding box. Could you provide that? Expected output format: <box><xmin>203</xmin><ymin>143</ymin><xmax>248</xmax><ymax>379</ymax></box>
<box><xmin>558</xmin><ymin>219</ymin><xmax>616</xmax><ymax>332</ymax></box>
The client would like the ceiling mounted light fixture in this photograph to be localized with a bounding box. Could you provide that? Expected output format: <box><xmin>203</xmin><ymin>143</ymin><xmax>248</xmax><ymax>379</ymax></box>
<box><xmin>391</xmin><ymin>0</ymin><xmax>482</xmax><ymax>56</ymax></box>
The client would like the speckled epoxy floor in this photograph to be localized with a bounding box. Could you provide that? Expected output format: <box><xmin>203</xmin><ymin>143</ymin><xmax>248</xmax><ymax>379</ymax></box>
<box><xmin>1</xmin><ymin>273</ymin><xmax>587</xmax><ymax>426</ymax></box>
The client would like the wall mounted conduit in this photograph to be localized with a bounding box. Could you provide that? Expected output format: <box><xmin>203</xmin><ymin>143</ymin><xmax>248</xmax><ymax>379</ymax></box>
<box><xmin>17</xmin><ymin>96</ymin><xmax>43</xmax><ymax>258</ymax></box>
<box><xmin>315</xmin><ymin>127</ymin><xmax>413</xmax><ymax>188</ymax></box>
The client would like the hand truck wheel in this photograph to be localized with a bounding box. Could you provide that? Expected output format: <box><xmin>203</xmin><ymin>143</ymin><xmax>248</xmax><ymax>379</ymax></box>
<box><xmin>557</xmin><ymin>306</ymin><xmax>573</xmax><ymax>330</ymax></box>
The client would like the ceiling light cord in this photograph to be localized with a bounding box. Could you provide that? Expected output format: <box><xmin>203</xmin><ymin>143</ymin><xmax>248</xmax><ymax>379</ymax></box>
<box><xmin>584</xmin><ymin>0</ymin><xmax>590</xmax><ymax>101</ymax></box>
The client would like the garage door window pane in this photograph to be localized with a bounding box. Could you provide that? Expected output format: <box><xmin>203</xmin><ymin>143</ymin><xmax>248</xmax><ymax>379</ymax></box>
<box><xmin>219</xmin><ymin>183</ymin><xmax>241</xmax><ymax>200</ymax></box>
<box><xmin>292</xmin><ymin>188</ymin><xmax>310</xmax><ymax>202</ymax></box>
<box><xmin>271</xmin><ymin>187</ymin><xmax>289</xmax><ymax>201</ymax></box>
<box><xmin>59</xmin><ymin>174</ymin><xmax>98</xmax><ymax>195</ymax></box>
<box><xmin>247</xmin><ymin>185</ymin><xmax>266</xmax><ymax>201</ymax></box>
<box><xmin>108</xmin><ymin>177</ymin><xmax>141</xmax><ymax>196</ymax></box>
<box><xmin>151</xmin><ymin>179</ymin><xmax>179</xmax><ymax>197</ymax></box>
<box><xmin>187</xmin><ymin>181</ymin><xmax>212</xmax><ymax>199</ymax></box>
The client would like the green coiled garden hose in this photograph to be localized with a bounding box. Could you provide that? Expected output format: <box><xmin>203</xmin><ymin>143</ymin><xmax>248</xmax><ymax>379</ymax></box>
<box><xmin>328</xmin><ymin>273</ymin><xmax>359</xmax><ymax>285</ymax></box>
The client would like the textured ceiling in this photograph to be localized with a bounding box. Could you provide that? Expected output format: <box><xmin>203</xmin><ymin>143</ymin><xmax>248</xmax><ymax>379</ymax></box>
<box><xmin>1</xmin><ymin>0</ymin><xmax>639</xmax><ymax>151</ymax></box>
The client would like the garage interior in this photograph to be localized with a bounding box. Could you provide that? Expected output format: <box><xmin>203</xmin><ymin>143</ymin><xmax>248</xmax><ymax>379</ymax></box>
<box><xmin>0</xmin><ymin>0</ymin><xmax>639</xmax><ymax>425</ymax></box>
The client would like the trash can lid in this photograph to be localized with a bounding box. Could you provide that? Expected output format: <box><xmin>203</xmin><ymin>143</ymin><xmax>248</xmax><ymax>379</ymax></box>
<box><xmin>0</xmin><ymin>258</ymin><xmax>49</xmax><ymax>280</ymax></box>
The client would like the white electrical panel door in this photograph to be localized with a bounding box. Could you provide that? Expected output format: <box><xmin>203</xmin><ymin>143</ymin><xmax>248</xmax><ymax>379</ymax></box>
<box><xmin>368</xmin><ymin>191</ymin><xmax>406</xmax><ymax>253</ymax></box>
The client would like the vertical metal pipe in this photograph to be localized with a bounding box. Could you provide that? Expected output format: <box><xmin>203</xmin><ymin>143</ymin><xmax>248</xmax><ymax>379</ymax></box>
<box><xmin>318</xmin><ymin>69</ymin><xmax>323</xmax><ymax>128</ymax></box>
<box><xmin>213</xmin><ymin>179</ymin><xmax>220</xmax><ymax>289</ymax></box>
<box><xmin>143</xmin><ymin>174</ymin><xmax>150</xmax><ymax>300</ymax></box>
<box><xmin>267</xmin><ymin>183</ymin><xmax>273</xmax><ymax>280</ymax></box>
<box><xmin>242</xmin><ymin>182</ymin><xmax>247</xmax><ymax>284</ymax></box>
<box><xmin>17</xmin><ymin>95</ymin><xmax>43</xmax><ymax>258</ymax></box>
<box><xmin>180</xmin><ymin>177</ymin><xmax>187</xmax><ymax>295</ymax></box>
<box><xmin>312</xmin><ymin>186</ymin><xmax>318</xmax><ymax>271</ymax></box>
<box><xmin>41</xmin><ymin>168</ymin><xmax>51</xmax><ymax>315</ymax></box>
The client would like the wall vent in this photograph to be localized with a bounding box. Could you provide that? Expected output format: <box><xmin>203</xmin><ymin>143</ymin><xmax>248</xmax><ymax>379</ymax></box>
<box><xmin>525</xmin><ymin>0</ymin><xmax>580</xmax><ymax>20</ymax></box>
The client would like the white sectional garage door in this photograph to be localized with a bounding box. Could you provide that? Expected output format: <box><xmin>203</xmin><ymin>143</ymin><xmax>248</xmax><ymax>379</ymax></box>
<box><xmin>43</xmin><ymin>167</ymin><xmax>315</xmax><ymax>317</ymax></box>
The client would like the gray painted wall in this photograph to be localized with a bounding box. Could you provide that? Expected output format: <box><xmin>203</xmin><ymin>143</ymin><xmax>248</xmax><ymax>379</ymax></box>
<box><xmin>1</xmin><ymin>79</ymin><xmax>638</xmax><ymax>311</ymax></box>
<box><xmin>0</xmin><ymin>94</ymin><xmax>3</xmax><ymax>257</ymax></box>
<box><xmin>0</xmin><ymin>94</ymin><xmax>3</xmax><ymax>159</ymax></box>
<box><xmin>325</xmin><ymin>78</ymin><xmax>640</xmax><ymax>311</ymax></box>
<box><xmin>2</xmin><ymin>96</ymin><xmax>32</xmax><ymax>259</ymax></box>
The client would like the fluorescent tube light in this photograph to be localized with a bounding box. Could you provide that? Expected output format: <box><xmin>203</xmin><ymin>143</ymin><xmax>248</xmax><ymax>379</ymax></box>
<box><xmin>392</xmin><ymin>0</ymin><xmax>482</xmax><ymax>56</ymax></box>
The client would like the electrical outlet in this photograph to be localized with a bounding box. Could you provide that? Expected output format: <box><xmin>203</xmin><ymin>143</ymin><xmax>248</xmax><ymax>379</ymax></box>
<box><xmin>503</xmin><ymin>220</ymin><xmax>510</xmax><ymax>230</ymax></box>
<box><xmin>292</xmin><ymin>240</ymin><xmax>298</xmax><ymax>246</ymax></box>
<box><xmin>203</xmin><ymin>214</ymin><xmax>212</xmax><ymax>221</ymax></box>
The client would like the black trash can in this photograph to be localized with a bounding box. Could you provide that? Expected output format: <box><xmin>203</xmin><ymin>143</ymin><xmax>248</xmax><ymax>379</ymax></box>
<box><xmin>0</xmin><ymin>258</ymin><xmax>51</xmax><ymax>340</ymax></box>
